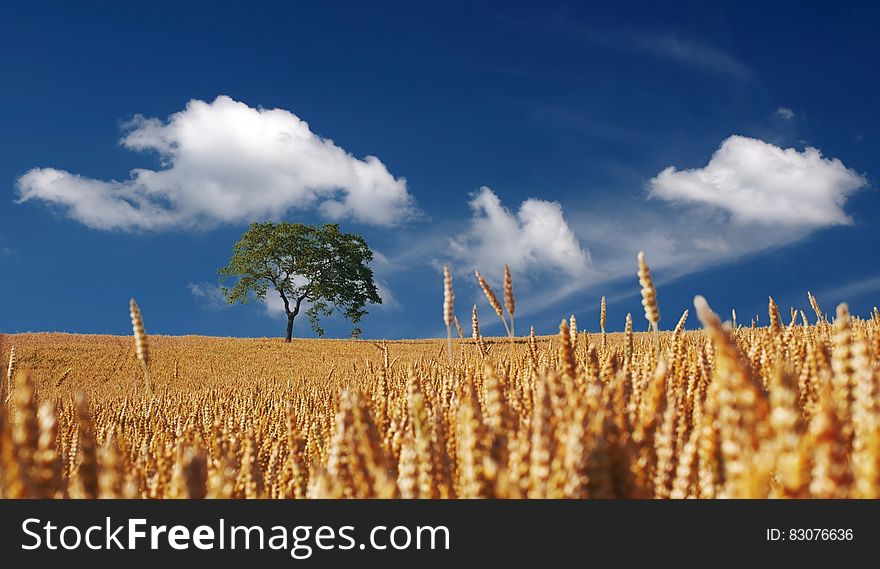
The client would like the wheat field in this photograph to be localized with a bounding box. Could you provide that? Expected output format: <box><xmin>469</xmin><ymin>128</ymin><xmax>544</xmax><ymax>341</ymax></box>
<box><xmin>1</xmin><ymin>258</ymin><xmax>879</xmax><ymax>499</ymax></box>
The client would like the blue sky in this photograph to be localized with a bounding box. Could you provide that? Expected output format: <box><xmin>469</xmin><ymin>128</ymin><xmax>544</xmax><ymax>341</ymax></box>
<box><xmin>1</xmin><ymin>1</ymin><xmax>878</xmax><ymax>339</ymax></box>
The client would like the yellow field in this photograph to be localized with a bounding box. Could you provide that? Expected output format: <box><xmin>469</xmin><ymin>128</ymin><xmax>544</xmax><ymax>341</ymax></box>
<box><xmin>2</xmin><ymin>293</ymin><xmax>878</xmax><ymax>499</ymax></box>
<box><xmin>0</xmin><ymin>332</ymin><xmax>535</xmax><ymax>402</ymax></box>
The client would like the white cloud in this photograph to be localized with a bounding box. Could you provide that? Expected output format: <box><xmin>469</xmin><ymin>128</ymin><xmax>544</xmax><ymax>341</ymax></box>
<box><xmin>551</xmin><ymin>135</ymin><xmax>871</xmax><ymax>322</ymax></box>
<box><xmin>188</xmin><ymin>282</ymin><xmax>231</xmax><ymax>310</ymax></box>
<box><xmin>16</xmin><ymin>96</ymin><xmax>417</xmax><ymax>230</ymax></box>
<box><xmin>648</xmin><ymin>135</ymin><xmax>866</xmax><ymax>227</ymax></box>
<box><xmin>776</xmin><ymin>107</ymin><xmax>795</xmax><ymax>120</ymax></box>
<box><xmin>449</xmin><ymin>187</ymin><xmax>591</xmax><ymax>280</ymax></box>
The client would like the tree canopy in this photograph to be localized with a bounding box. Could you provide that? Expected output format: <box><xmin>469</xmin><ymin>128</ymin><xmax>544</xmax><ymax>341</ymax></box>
<box><xmin>219</xmin><ymin>222</ymin><xmax>382</xmax><ymax>341</ymax></box>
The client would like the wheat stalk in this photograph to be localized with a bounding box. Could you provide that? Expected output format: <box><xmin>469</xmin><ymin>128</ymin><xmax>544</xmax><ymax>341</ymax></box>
<box><xmin>443</xmin><ymin>265</ymin><xmax>454</xmax><ymax>366</ymax></box>
<box><xmin>503</xmin><ymin>264</ymin><xmax>515</xmax><ymax>336</ymax></box>
<box><xmin>475</xmin><ymin>270</ymin><xmax>511</xmax><ymax>338</ymax></box>
<box><xmin>3</xmin><ymin>344</ymin><xmax>15</xmax><ymax>404</ymax></box>
<box><xmin>624</xmin><ymin>312</ymin><xmax>633</xmax><ymax>366</ymax></box>
<box><xmin>637</xmin><ymin>251</ymin><xmax>660</xmax><ymax>332</ymax></box>
<box><xmin>453</xmin><ymin>316</ymin><xmax>464</xmax><ymax>339</ymax></box>
<box><xmin>559</xmin><ymin>319</ymin><xmax>576</xmax><ymax>380</ymax></box>
<box><xmin>471</xmin><ymin>304</ymin><xmax>487</xmax><ymax>358</ymax></box>
<box><xmin>807</xmin><ymin>291</ymin><xmax>823</xmax><ymax>325</ymax></box>
<box><xmin>129</xmin><ymin>299</ymin><xmax>153</xmax><ymax>397</ymax></box>
<box><xmin>768</xmin><ymin>296</ymin><xmax>782</xmax><ymax>334</ymax></box>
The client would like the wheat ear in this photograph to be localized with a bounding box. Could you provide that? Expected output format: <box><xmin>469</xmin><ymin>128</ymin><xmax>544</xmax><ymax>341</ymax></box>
<box><xmin>637</xmin><ymin>251</ymin><xmax>660</xmax><ymax>332</ymax></box>
<box><xmin>475</xmin><ymin>270</ymin><xmax>511</xmax><ymax>338</ymax></box>
<box><xmin>503</xmin><ymin>264</ymin><xmax>515</xmax><ymax>337</ymax></box>
<box><xmin>4</xmin><ymin>344</ymin><xmax>15</xmax><ymax>404</ymax></box>
<box><xmin>453</xmin><ymin>316</ymin><xmax>464</xmax><ymax>339</ymax></box>
<box><xmin>129</xmin><ymin>299</ymin><xmax>153</xmax><ymax>397</ymax></box>
<box><xmin>442</xmin><ymin>265</ymin><xmax>454</xmax><ymax>366</ymax></box>
<box><xmin>768</xmin><ymin>296</ymin><xmax>782</xmax><ymax>333</ymax></box>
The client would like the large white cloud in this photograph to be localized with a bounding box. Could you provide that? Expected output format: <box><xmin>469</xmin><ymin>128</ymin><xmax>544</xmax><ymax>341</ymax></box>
<box><xmin>649</xmin><ymin>135</ymin><xmax>866</xmax><ymax>227</ymax></box>
<box><xmin>450</xmin><ymin>187</ymin><xmax>591</xmax><ymax>280</ymax></box>
<box><xmin>16</xmin><ymin>96</ymin><xmax>417</xmax><ymax>230</ymax></box>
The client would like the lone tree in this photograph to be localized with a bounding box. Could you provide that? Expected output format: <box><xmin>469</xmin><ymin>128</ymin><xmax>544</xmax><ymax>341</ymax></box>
<box><xmin>219</xmin><ymin>222</ymin><xmax>382</xmax><ymax>341</ymax></box>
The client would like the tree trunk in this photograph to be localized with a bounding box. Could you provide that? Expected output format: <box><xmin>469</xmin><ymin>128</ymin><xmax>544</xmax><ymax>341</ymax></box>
<box><xmin>285</xmin><ymin>313</ymin><xmax>295</xmax><ymax>342</ymax></box>
<box><xmin>282</xmin><ymin>294</ymin><xmax>305</xmax><ymax>343</ymax></box>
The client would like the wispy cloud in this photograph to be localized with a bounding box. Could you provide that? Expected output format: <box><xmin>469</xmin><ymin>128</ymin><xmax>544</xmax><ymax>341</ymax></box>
<box><xmin>813</xmin><ymin>275</ymin><xmax>880</xmax><ymax>309</ymax></box>
<box><xmin>493</xmin><ymin>9</ymin><xmax>753</xmax><ymax>81</ymax></box>
<box><xmin>370</xmin><ymin>250</ymin><xmax>401</xmax><ymax>311</ymax></box>
<box><xmin>188</xmin><ymin>282</ymin><xmax>231</xmax><ymax>311</ymax></box>
<box><xmin>374</xmin><ymin>280</ymin><xmax>401</xmax><ymax>311</ymax></box>
<box><xmin>627</xmin><ymin>31</ymin><xmax>753</xmax><ymax>79</ymax></box>
<box><xmin>557</xmin><ymin>24</ymin><xmax>753</xmax><ymax>80</ymax></box>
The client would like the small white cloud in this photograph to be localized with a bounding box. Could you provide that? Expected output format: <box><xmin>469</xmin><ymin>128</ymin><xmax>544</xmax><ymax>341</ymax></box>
<box><xmin>450</xmin><ymin>186</ymin><xmax>591</xmax><ymax>280</ymax></box>
<box><xmin>188</xmin><ymin>282</ymin><xmax>230</xmax><ymax>310</ymax></box>
<box><xmin>776</xmin><ymin>107</ymin><xmax>795</xmax><ymax>120</ymax></box>
<box><xmin>648</xmin><ymin>135</ymin><xmax>866</xmax><ymax>227</ymax></box>
<box><xmin>17</xmin><ymin>96</ymin><xmax>417</xmax><ymax>230</ymax></box>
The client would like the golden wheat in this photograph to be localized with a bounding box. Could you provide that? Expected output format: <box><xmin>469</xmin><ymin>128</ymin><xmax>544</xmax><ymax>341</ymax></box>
<box><xmin>0</xmin><ymin>256</ymin><xmax>878</xmax><ymax>499</ymax></box>
<box><xmin>504</xmin><ymin>264</ymin><xmax>515</xmax><ymax>336</ymax></box>
<box><xmin>637</xmin><ymin>251</ymin><xmax>660</xmax><ymax>332</ymax></box>
<box><xmin>129</xmin><ymin>298</ymin><xmax>153</xmax><ymax>397</ymax></box>
<box><xmin>475</xmin><ymin>270</ymin><xmax>511</xmax><ymax>338</ymax></box>
<box><xmin>443</xmin><ymin>265</ymin><xmax>455</xmax><ymax>365</ymax></box>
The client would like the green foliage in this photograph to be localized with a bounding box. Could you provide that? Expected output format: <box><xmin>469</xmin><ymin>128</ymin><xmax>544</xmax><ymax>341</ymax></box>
<box><xmin>219</xmin><ymin>222</ymin><xmax>382</xmax><ymax>339</ymax></box>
